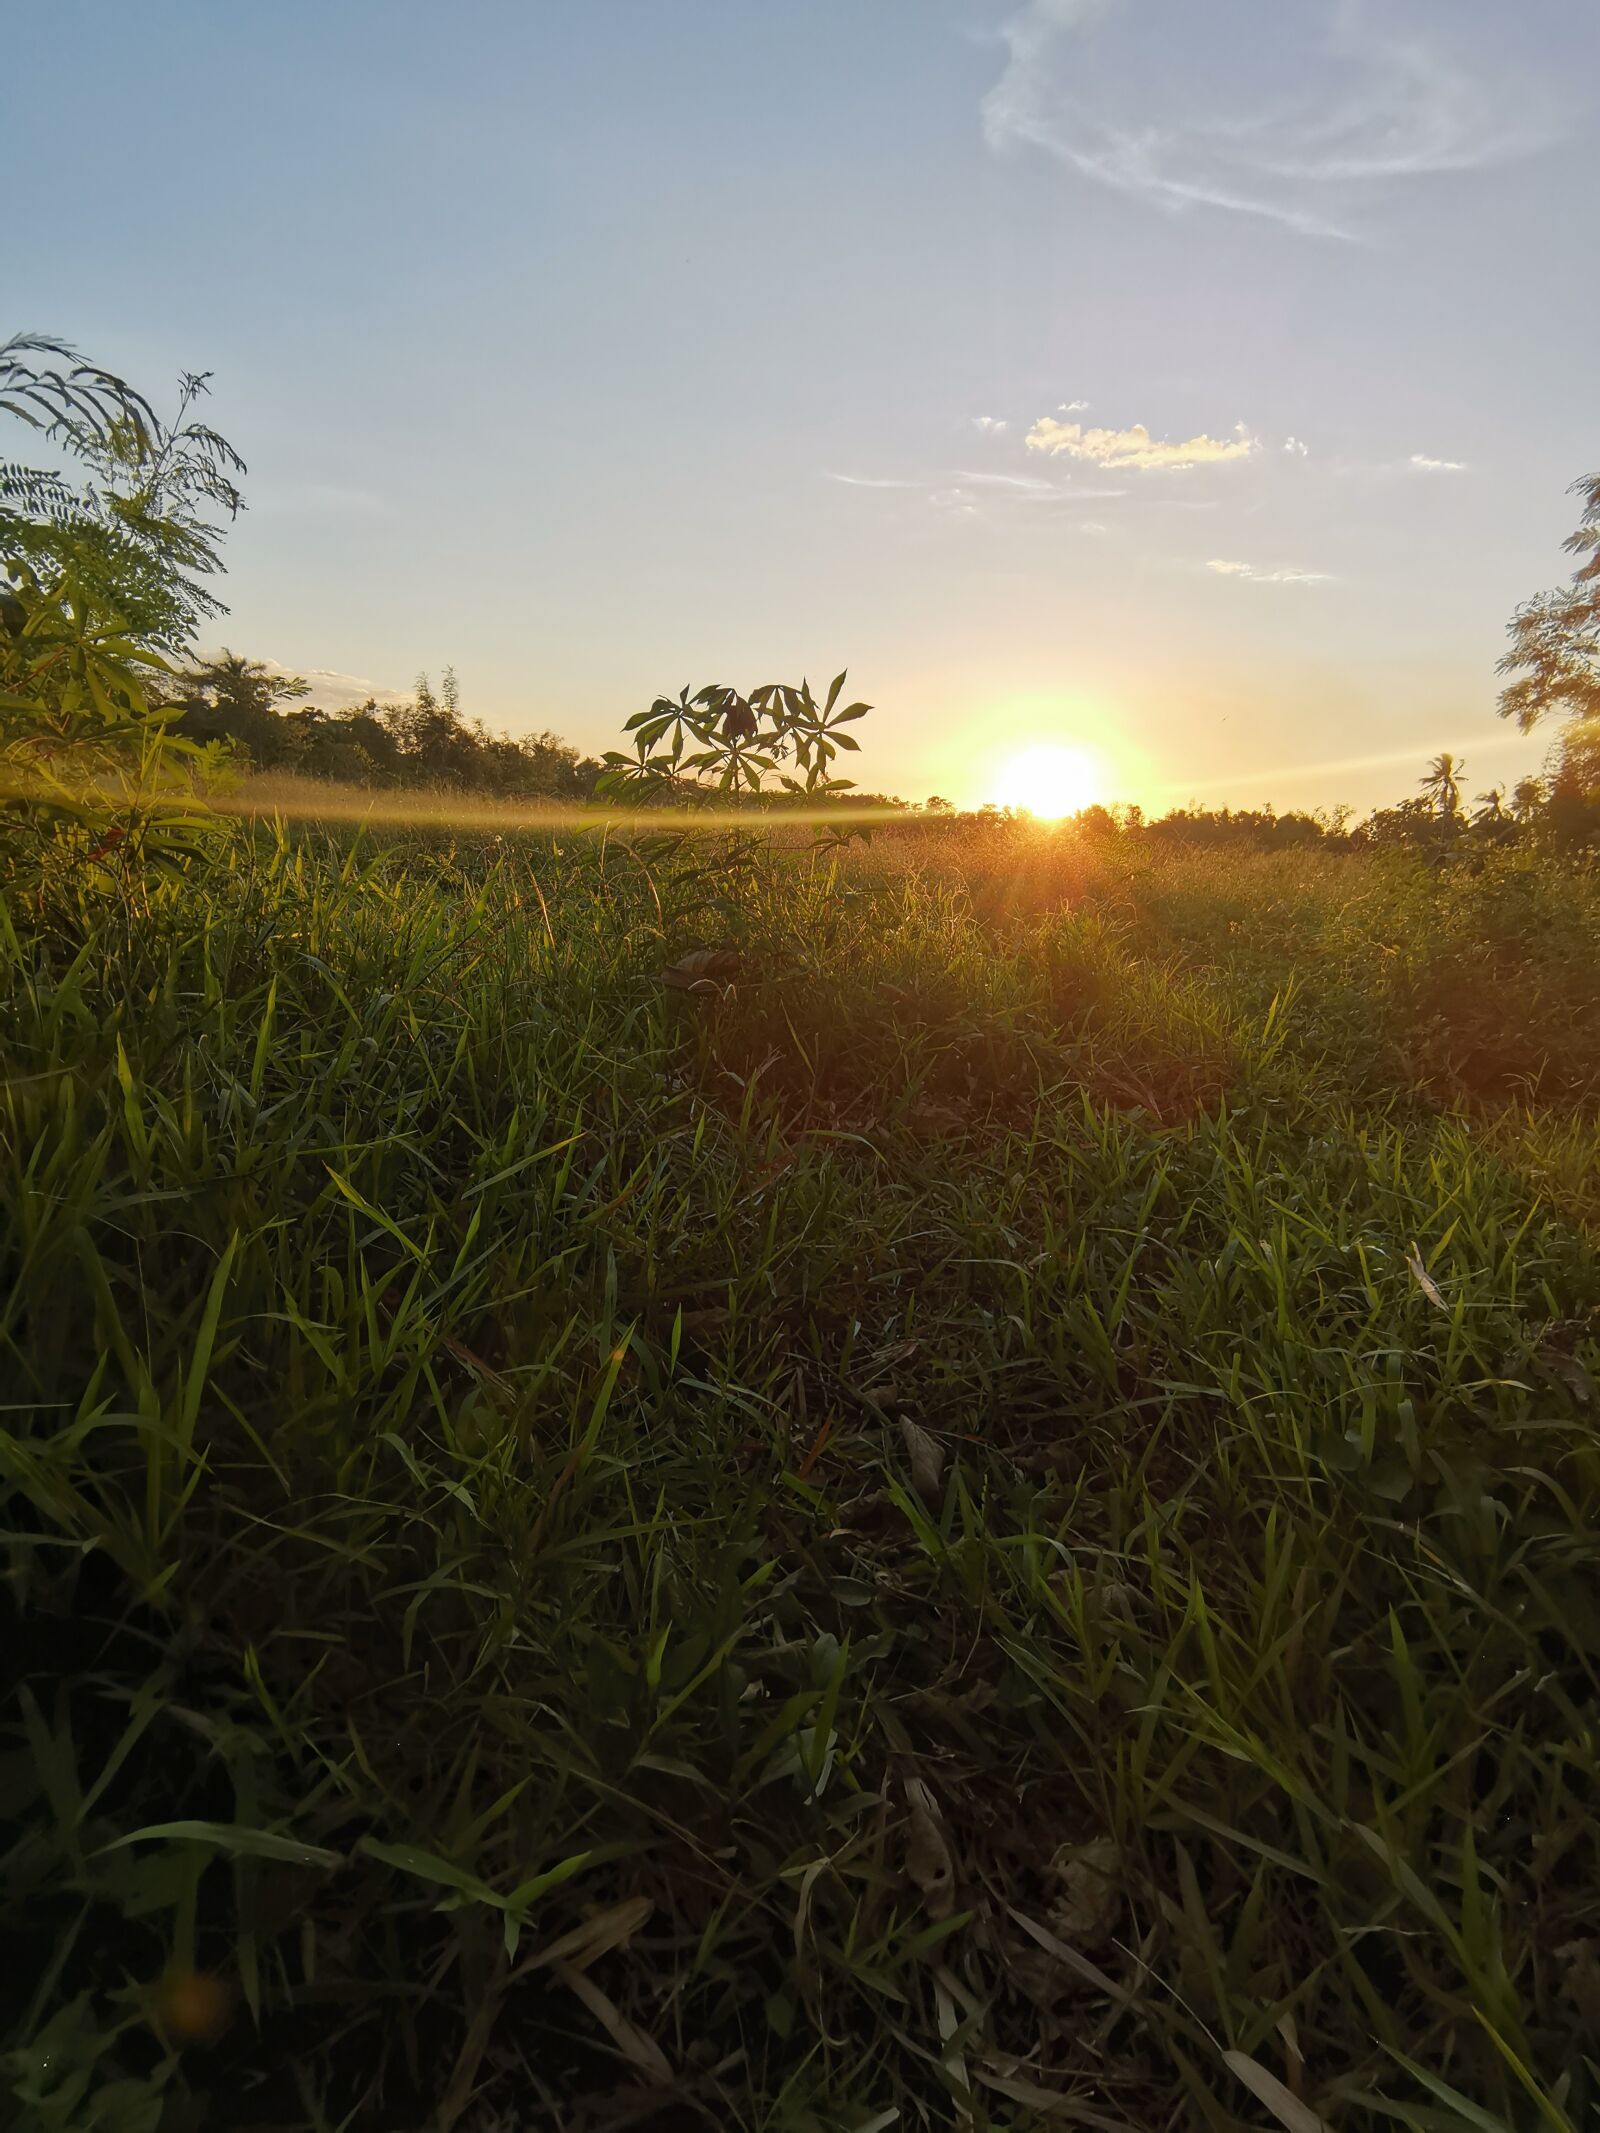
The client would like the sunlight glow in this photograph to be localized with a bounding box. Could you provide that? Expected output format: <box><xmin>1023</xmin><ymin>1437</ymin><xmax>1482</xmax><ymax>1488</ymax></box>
<box><xmin>990</xmin><ymin>743</ymin><xmax>1106</xmax><ymax>819</ymax></box>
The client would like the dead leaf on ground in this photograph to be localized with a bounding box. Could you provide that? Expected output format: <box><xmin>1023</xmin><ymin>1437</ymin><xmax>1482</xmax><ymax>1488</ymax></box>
<box><xmin>904</xmin><ymin>1776</ymin><xmax>956</xmax><ymax>1920</ymax></box>
<box><xmin>900</xmin><ymin>1417</ymin><xmax>946</xmax><ymax>1507</ymax></box>
<box><xmin>1047</xmin><ymin>1836</ymin><xmax>1122</xmax><ymax>1950</ymax></box>
<box><xmin>1534</xmin><ymin>1344</ymin><xmax>1596</xmax><ymax>1407</ymax></box>
<box><xmin>437</xmin><ymin>1331</ymin><xmax>518</xmax><ymax>1413</ymax></box>
<box><xmin>1223</xmin><ymin>2049</ymin><xmax>1333</xmax><ymax>2133</ymax></box>
<box><xmin>519</xmin><ymin>1897</ymin><xmax>654</xmax><ymax>1978</ymax></box>
<box><xmin>661</xmin><ymin>946</ymin><xmax>741</xmax><ymax>995</ymax></box>
<box><xmin>553</xmin><ymin>1961</ymin><xmax>672</xmax><ymax>2086</ymax></box>
<box><xmin>674</xmin><ymin>1305</ymin><xmax>730</xmax><ymax>1349</ymax></box>
<box><xmin>1406</xmin><ymin>1242</ymin><xmax>1446</xmax><ymax>1311</ymax></box>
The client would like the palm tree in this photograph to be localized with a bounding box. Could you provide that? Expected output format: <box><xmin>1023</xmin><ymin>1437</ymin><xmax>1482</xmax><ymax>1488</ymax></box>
<box><xmin>1419</xmin><ymin>752</ymin><xmax>1464</xmax><ymax>822</ymax></box>
<box><xmin>1473</xmin><ymin>785</ymin><xmax>1506</xmax><ymax>826</ymax></box>
<box><xmin>1510</xmin><ymin>776</ymin><xmax>1545</xmax><ymax>824</ymax></box>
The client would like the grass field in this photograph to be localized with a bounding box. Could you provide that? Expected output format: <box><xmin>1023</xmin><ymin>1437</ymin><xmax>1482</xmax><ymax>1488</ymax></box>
<box><xmin>4</xmin><ymin>820</ymin><xmax>1599</xmax><ymax>2132</ymax></box>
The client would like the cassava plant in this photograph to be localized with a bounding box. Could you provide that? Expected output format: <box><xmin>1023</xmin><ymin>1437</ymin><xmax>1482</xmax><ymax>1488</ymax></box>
<box><xmin>598</xmin><ymin>671</ymin><xmax>871</xmax><ymax>805</ymax></box>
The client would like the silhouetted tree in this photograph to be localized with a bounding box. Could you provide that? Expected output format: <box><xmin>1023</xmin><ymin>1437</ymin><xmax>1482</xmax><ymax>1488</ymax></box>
<box><xmin>1420</xmin><ymin>752</ymin><xmax>1465</xmax><ymax>822</ymax></box>
<box><xmin>1499</xmin><ymin>472</ymin><xmax>1600</xmax><ymax>730</ymax></box>
<box><xmin>174</xmin><ymin>651</ymin><xmax>309</xmax><ymax>762</ymax></box>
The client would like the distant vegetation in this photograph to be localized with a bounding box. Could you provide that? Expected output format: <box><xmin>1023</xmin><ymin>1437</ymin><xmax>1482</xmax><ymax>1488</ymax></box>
<box><xmin>172</xmin><ymin>654</ymin><xmax>605</xmax><ymax>798</ymax></box>
<box><xmin>5</xmin><ymin>338</ymin><xmax>1600</xmax><ymax>2132</ymax></box>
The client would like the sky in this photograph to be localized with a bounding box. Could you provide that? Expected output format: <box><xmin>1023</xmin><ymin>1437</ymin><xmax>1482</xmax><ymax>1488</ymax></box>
<box><xmin>6</xmin><ymin>0</ymin><xmax>1596</xmax><ymax>812</ymax></box>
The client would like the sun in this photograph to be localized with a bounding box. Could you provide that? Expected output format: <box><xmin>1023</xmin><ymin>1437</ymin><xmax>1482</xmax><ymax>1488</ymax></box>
<box><xmin>991</xmin><ymin>743</ymin><xmax>1105</xmax><ymax>819</ymax></box>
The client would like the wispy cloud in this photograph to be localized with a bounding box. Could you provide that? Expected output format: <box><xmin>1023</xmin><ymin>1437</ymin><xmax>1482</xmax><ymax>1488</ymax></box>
<box><xmin>972</xmin><ymin>414</ymin><xmax>1009</xmax><ymax>433</ymax></box>
<box><xmin>1409</xmin><ymin>453</ymin><xmax>1466</xmax><ymax>472</ymax></box>
<box><xmin>1208</xmin><ymin>558</ymin><xmax>1330</xmax><ymax>585</ymax></box>
<box><xmin>981</xmin><ymin>0</ymin><xmax>1559</xmax><ymax>239</ymax></box>
<box><xmin>202</xmin><ymin>655</ymin><xmax>409</xmax><ymax>710</ymax></box>
<box><xmin>1284</xmin><ymin>437</ymin><xmax>1310</xmax><ymax>458</ymax></box>
<box><xmin>829</xmin><ymin>464</ymin><xmax>1128</xmax><ymax>515</ymax></box>
<box><xmin>1027</xmin><ymin>416</ymin><xmax>1258</xmax><ymax>471</ymax></box>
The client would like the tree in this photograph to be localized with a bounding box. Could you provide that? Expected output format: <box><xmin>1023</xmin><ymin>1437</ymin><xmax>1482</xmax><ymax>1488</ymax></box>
<box><xmin>1420</xmin><ymin>752</ymin><xmax>1464</xmax><ymax>822</ymax></box>
<box><xmin>1498</xmin><ymin>473</ymin><xmax>1600</xmax><ymax>731</ymax></box>
<box><xmin>1</xmin><ymin>334</ymin><xmax>245</xmax><ymax>652</ymax></box>
<box><xmin>1544</xmin><ymin>718</ymin><xmax>1600</xmax><ymax>846</ymax></box>
<box><xmin>3</xmin><ymin>335</ymin><xmax>236</xmax><ymax>891</ymax></box>
<box><xmin>1510</xmin><ymin>775</ymin><xmax>1545</xmax><ymax>824</ymax></box>
<box><xmin>1473</xmin><ymin>785</ymin><xmax>1506</xmax><ymax>827</ymax></box>
<box><xmin>172</xmin><ymin>650</ymin><xmax>309</xmax><ymax>762</ymax></box>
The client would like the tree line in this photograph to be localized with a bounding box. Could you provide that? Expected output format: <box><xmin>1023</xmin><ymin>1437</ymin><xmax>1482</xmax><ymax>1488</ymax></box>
<box><xmin>172</xmin><ymin>653</ymin><xmax>605</xmax><ymax>798</ymax></box>
<box><xmin>5</xmin><ymin>331</ymin><xmax>1598</xmax><ymax>864</ymax></box>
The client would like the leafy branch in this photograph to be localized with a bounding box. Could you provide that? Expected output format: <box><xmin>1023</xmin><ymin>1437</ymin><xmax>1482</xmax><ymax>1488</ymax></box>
<box><xmin>598</xmin><ymin>671</ymin><xmax>871</xmax><ymax>804</ymax></box>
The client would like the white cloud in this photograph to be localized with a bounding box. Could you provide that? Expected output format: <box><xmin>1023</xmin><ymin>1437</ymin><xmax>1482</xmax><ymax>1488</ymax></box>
<box><xmin>981</xmin><ymin>0</ymin><xmax>1559</xmax><ymax>239</ymax></box>
<box><xmin>1027</xmin><ymin>416</ymin><xmax>1258</xmax><ymax>471</ymax></box>
<box><xmin>190</xmin><ymin>652</ymin><xmax>408</xmax><ymax>710</ymax></box>
<box><xmin>1409</xmin><ymin>453</ymin><xmax>1466</xmax><ymax>472</ymax></box>
<box><xmin>826</xmin><ymin>471</ymin><xmax>921</xmax><ymax>488</ymax></box>
<box><xmin>1207</xmin><ymin>558</ymin><xmax>1330</xmax><ymax>585</ymax></box>
<box><xmin>1284</xmin><ymin>436</ymin><xmax>1310</xmax><ymax>457</ymax></box>
<box><xmin>972</xmin><ymin>414</ymin><xmax>1009</xmax><ymax>433</ymax></box>
<box><xmin>1060</xmin><ymin>398</ymin><xmax>1089</xmax><ymax>412</ymax></box>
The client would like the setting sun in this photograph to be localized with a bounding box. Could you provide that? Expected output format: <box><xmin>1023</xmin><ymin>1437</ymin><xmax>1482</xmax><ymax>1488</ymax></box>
<box><xmin>991</xmin><ymin>743</ymin><xmax>1106</xmax><ymax>819</ymax></box>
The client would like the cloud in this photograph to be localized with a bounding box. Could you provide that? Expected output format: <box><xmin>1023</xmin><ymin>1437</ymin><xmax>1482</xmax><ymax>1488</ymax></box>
<box><xmin>1061</xmin><ymin>398</ymin><xmax>1089</xmax><ymax>412</ymax></box>
<box><xmin>929</xmin><ymin>484</ymin><xmax>982</xmax><ymax>519</ymax></box>
<box><xmin>194</xmin><ymin>655</ymin><xmax>409</xmax><ymax>711</ymax></box>
<box><xmin>1207</xmin><ymin>558</ymin><xmax>1330</xmax><ymax>585</ymax></box>
<box><xmin>981</xmin><ymin>0</ymin><xmax>1559</xmax><ymax>239</ymax></box>
<box><xmin>826</xmin><ymin>471</ymin><xmax>921</xmax><ymax>488</ymax></box>
<box><xmin>1027</xmin><ymin>417</ymin><xmax>1258</xmax><ymax>470</ymax></box>
<box><xmin>1284</xmin><ymin>437</ymin><xmax>1310</xmax><ymax>457</ymax></box>
<box><xmin>972</xmin><ymin>414</ymin><xmax>1009</xmax><ymax>433</ymax></box>
<box><xmin>1409</xmin><ymin>453</ymin><xmax>1466</xmax><ymax>472</ymax></box>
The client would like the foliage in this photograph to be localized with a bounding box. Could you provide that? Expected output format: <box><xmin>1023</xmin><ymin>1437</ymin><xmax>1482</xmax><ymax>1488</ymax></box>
<box><xmin>1</xmin><ymin>336</ymin><xmax>244</xmax><ymax>900</ymax></box>
<box><xmin>599</xmin><ymin>671</ymin><xmax>871</xmax><ymax>802</ymax></box>
<box><xmin>0</xmin><ymin>566</ymin><xmax>216</xmax><ymax>904</ymax></box>
<box><xmin>174</xmin><ymin>656</ymin><xmax>604</xmax><ymax>798</ymax></box>
<box><xmin>4</xmin><ymin>824</ymin><xmax>1599</xmax><ymax>2130</ymax></box>
<box><xmin>1</xmin><ymin>334</ymin><xmax>245</xmax><ymax>654</ymax></box>
<box><xmin>1419</xmin><ymin>749</ymin><xmax>1464</xmax><ymax>822</ymax></box>
<box><xmin>1498</xmin><ymin>471</ymin><xmax>1600</xmax><ymax>732</ymax></box>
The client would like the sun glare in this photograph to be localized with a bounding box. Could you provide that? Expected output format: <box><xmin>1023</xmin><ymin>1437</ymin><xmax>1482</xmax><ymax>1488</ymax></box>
<box><xmin>991</xmin><ymin>743</ymin><xmax>1105</xmax><ymax>819</ymax></box>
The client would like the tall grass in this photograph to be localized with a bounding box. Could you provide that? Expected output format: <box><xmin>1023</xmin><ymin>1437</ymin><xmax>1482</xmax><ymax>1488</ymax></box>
<box><xmin>3</xmin><ymin>823</ymin><xmax>1597</xmax><ymax>2131</ymax></box>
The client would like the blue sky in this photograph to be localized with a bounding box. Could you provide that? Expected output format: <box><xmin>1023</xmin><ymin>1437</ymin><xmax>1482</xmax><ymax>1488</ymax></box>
<box><xmin>6</xmin><ymin>0</ymin><xmax>1595</xmax><ymax>808</ymax></box>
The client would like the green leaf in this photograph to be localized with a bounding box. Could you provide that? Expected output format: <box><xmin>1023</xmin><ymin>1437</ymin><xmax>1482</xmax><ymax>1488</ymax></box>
<box><xmin>357</xmin><ymin>1838</ymin><xmax>501</xmax><ymax>1904</ymax></box>
<box><xmin>98</xmin><ymin>1821</ymin><xmax>341</xmax><ymax>1868</ymax></box>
